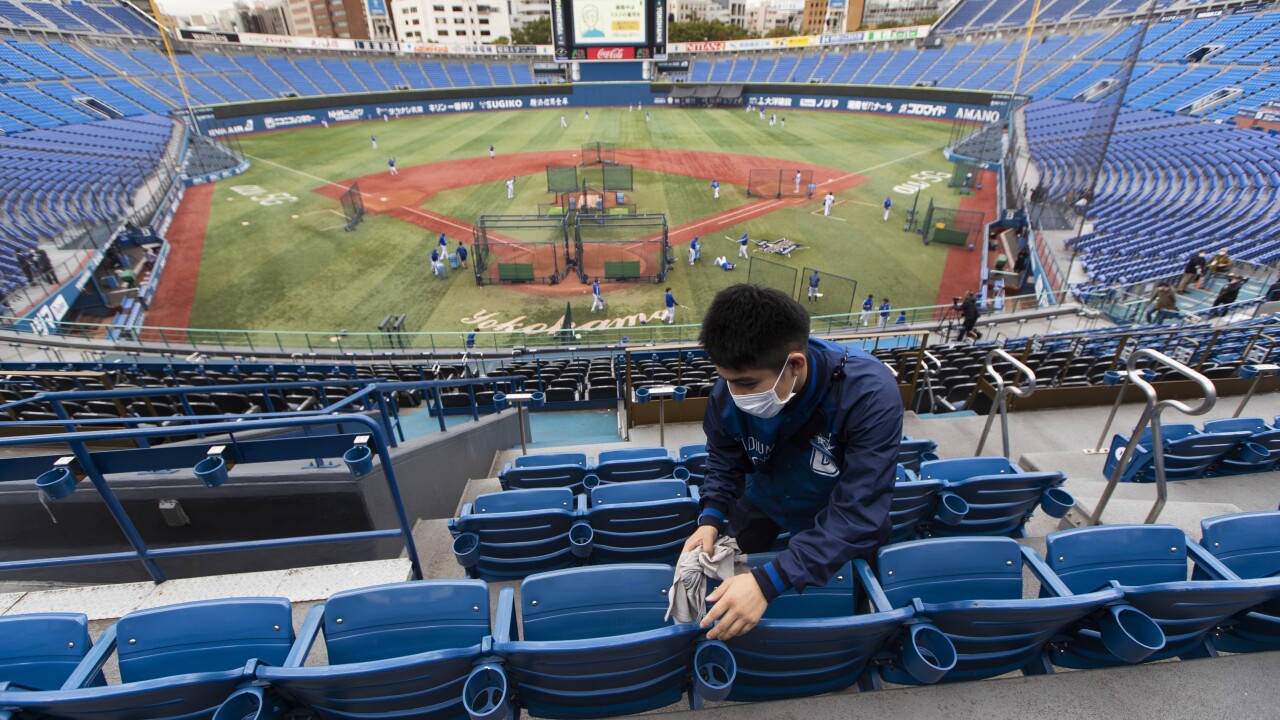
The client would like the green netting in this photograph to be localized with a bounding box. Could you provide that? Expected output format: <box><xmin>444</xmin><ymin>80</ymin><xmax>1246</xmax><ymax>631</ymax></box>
<box><xmin>547</xmin><ymin>165</ymin><xmax>578</xmax><ymax>193</ymax></box>
<box><xmin>747</xmin><ymin>256</ymin><xmax>797</xmax><ymax>297</ymax></box>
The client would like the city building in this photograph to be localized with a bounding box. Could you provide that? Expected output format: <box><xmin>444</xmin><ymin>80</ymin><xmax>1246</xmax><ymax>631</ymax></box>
<box><xmin>286</xmin><ymin>0</ymin><xmax>372</xmax><ymax>39</ymax></box>
<box><xmin>391</xmin><ymin>0</ymin><xmax>511</xmax><ymax>42</ymax></box>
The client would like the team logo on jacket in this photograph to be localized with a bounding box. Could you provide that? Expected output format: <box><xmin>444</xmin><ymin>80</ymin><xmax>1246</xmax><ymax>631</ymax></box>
<box><xmin>810</xmin><ymin>434</ymin><xmax>839</xmax><ymax>476</ymax></box>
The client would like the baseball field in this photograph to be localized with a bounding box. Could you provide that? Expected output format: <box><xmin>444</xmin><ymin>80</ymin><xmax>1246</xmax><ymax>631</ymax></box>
<box><xmin>153</xmin><ymin>107</ymin><xmax>989</xmax><ymax>339</ymax></box>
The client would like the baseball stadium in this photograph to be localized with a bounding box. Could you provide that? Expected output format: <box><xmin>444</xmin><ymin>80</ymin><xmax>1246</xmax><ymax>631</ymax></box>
<box><xmin>1</xmin><ymin>0</ymin><xmax>1280</xmax><ymax>717</ymax></box>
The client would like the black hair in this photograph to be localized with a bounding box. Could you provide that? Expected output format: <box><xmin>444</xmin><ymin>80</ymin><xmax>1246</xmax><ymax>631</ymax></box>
<box><xmin>699</xmin><ymin>284</ymin><xmax>810</xmax><ymax>370</ymax></box>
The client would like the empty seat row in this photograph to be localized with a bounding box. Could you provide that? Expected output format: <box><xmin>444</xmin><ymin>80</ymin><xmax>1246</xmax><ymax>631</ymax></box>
<box><xmin>499</xmin><ymin>437</ymin><xmax>938</xmax><ymax>493</ymax></box>
<box><xmin>468</xmin><ymin>457</ymin><xmax>1071</xmax><ymax>580</ymax></box>
<box><xmin>1105</xmin><ymin>415</ymin><xmax>1280</xmax><ymax>482</ymax></box>
<box><xmin>4</xmin><ymin>514</ymin><xmax>1278</xmax><ymax>719</ymax></box>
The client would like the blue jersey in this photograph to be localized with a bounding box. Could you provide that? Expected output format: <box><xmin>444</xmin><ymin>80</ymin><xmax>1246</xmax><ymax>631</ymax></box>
<box><xmin>457</xmin><ymin>245</ymin><xmax>467</xmax><ymax>260</ymax></box>
<box><xmin>430</xmin><ymin>249</ymin><xmax>439</xmax><ymax>262</ymax></box>
<box><xmin>862</xmin><ymin>297</ymin><xmax>874</xmax><ymax>311</ymax></box>
<box><xmin>712</xmin><ymin>181</ymin><xmax>719</xmax><ymax>189</ymax></box>
<box><xmin>665</xmin><ymin>292</ymin><xmax>676</xmax><ymax>308</ymax></box>
<box><xmin>739</xmin><ymin>233</ymin><xmax>748</xmax><ymax>246</ymax></box>
<box><xmin>883</xmin><ymin>198</ymin><xmax>892</xmax><ymax>210</ymax></box>
<box><xmin>809</xmin><ymin>274</ymin><xmax>820</xmax><ymax>288</ymax></box>
<box><xmin>592</xmin><ymin>282</ymin><xmax>601</xmax><ymax>297</ymax></box>
<box><xmin>698</xmin><ymin>338</ymin><xmax>902</xmax><ymax>598</ymax></box>
<box><xmin>691</xmin><ymin>237</ymin><xmax>700</xmax><ymax>251</ymax></box>
<box><xmin>439</xmin><ymin>233</ymin><xmax>447</xmax><ymax>247</ymax></box>
<box><xmin>879</xmin><ymin>302</ymin><xmax>891</xmax><ymax>316</ymax></box>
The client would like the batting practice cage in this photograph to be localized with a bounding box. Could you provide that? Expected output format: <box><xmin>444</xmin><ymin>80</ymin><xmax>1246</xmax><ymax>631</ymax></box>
<box><xmin>580</xmin><ymin>142</ymin><xmax>617</xmax><ymax>166</ymax></box>
<box><xmin>801</xmin><ymin>267</ymin><xmax>858</xmax><ymax>317</ymax></box>
<box><xmin>747</xmin><ymin>257</ymin><xmax>798</xmax><ymax>297</ymax></box>
<box><xmin>747</xmin><ymin>169</ymin><xmax>815</xmax><ymax>199</ymax></box>
<box><xmin>471</xmin><ymin>214</ymin><xmax>571</xmax><ymax>286</ymax></box>
<box><xmin>921</xmin><ymin>200</ymin><xmax>985</xmax><ymax>248</ymax></box>
<box><xmin>539</xmin><ymin>186</ymin><xmax>637</xmax><ymax>216</ymax></box>
<box><xmin>340</xmin><ymin>183</ymin><xmax>365</xmax><ymax>231</ymax></box>
<box><xmin>546</xmin><ymin>165</ymin><xmax>578</xmax><ymax>193</ymax></box>
<box><xmin>572</xmin><ymin>213</ymin><xmax>670</xmax><ymax>284</ymax></box>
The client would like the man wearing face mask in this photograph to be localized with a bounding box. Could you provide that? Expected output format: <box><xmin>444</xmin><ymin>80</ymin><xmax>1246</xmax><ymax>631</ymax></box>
<box><xmin>685</xmin><ymin>284</ymin><xmax>902</xmax><ymax>641</ymax></box>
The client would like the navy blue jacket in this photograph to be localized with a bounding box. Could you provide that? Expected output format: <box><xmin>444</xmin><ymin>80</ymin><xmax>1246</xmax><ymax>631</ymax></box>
<box><xmin>698</xmin><ymin>338</ymin><xmax>902</xmax><ymax>600</ymax></box>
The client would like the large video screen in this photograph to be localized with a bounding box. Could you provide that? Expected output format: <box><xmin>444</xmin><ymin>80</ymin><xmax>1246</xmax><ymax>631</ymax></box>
<box><xmin>572</xmin><ymin>0</ymin><xmax>647</xmax><ymax>46</ymax></box>
<box><xmin>552</xmin><ymin>0</ymin><xmax>666</xmax><ymax>61</ymax></box>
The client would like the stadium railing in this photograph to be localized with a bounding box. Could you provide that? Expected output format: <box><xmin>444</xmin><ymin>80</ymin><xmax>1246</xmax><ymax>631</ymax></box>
<box><xmin>0</xmin><ymin>412</ymin><xmax>424</xmax><ymax>584</ymax></box>
<box><xmin>0</xmin><ymin>290</ymin><xmax>1083</xmax><ymax>356</ymax></box>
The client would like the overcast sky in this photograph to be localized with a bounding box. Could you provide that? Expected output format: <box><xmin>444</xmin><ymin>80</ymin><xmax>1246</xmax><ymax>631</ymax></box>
<box><xmin>157</xmin><ymin>0</ymin><xmax>242</xmax><ymax>15</ymax></box>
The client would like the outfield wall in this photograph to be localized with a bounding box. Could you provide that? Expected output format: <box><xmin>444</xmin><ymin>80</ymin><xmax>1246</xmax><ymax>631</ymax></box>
<box><xmin>193</xmin><ymin>82</ymin><xmax>1002</xmax><ymax>136</ymax></box>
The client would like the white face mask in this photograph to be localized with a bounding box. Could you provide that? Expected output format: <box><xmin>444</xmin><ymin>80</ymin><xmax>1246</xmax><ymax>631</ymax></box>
<box><xmin>730</xmin><ymin>357</ymin><xmax>799</xmax><ymax>419</ymax></box>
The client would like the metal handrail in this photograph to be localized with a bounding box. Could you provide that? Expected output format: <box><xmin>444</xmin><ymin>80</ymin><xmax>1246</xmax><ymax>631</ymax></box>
<box><xmin>1085</xmin><ymin>349</ymin><xmax>1216</xmax><ymax>526</ymax></box>
<box><xmin>974</xmin><ymin>349</ymin><xmax>1037</xmax><ymax>458</ymax></box>
<box><xmin>0</xmin><ymin>413</ymin><xmax>422</xmax><ymax>584</ymax></box>
<box><xmin>915</xmin><ymin>350</ymin><xmax>943</xmax><ymax>414</ymax></box>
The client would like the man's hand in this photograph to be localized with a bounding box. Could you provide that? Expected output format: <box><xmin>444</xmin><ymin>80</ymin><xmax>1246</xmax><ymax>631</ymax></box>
<box><xmin>700</xmin><ymin>573</ymin><xmax>767</xmax><ymax>641</ymax></box>
<box><xmin>682</xmin><ymin>525</ymin><xmax>718</xmax><ymax>556</ymax></box>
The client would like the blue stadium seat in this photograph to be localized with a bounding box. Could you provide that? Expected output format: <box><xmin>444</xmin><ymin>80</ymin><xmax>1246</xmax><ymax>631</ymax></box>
<box><xmin>1102</xmin><ymin>423</ymin><xmax>1253</xmax><ymax>482</ymax></box>
<box><xmin>2</xmin><ymin>598</ymin><xmax>293</xmax><ymax>720</ymax></box>
<box><xmin>726</xmin><ymin>561</ymin><xmax>953</xmax><ymax>699</ymax></box>
<box><xmin>449</xmin><ymin>487</ymin><xmax>584</xmax><ymax>581</ymax></box>
<box><xmin>918</xmin><ymin>456</ymin><xmax>1074</xmax><ymax>537</ymax></box>
<box><xmin>0</xmin><ymin>614</ymin><xmax>98</xmax><ymax>691</ymax></box>
<box><xmin>581</xmin><ymin>479</ymin><xmax>699</xmax><ymax>564</ymax></box>
<box><xmin>888</xmin><ymin>465</ymin><xmax>948</xmax><ymax>543</ymax></box>
<box><xmin>252</xmin><ymin>580</ymin><xmax>491</xmax><ymax>720</ymax></box>
<box><xmin>897</xmin><ymin>436</ymin><xmax>939</xmax><ymax>472</ymax></box>
<box><xmin>677</xmin><ymin>443</ymin><xmax>707</xmax><ymax>483</ymax></box>
<box><xmin>1199</xmin><ymin>511</ymin><xmax>1280</xmax><ymax>653</ymax></box>
<box><xmin>498</xmin><ymin>451</ymin><xmax>589</xmax><ymax>492</ymax></box>
<box><xmin>492</xmin><ymin>565</ymin><xmax>735</xmax><ymax>718</ymax></box>
<box><xmin>592</xmin><ymin>446</ymin><xmax>676</xmax><ymax>483</ymax></box>
<box><xmin>1047</xmin><ymin>525</ymin><xmax>1280</xmax><ymax>667</ymax></box>
<box><xmin>869</xmin><ymin>536</ymin><xmax>1162</xmax><ymax>683</ymax></box>
<box><xmin>1202</xmin><ymin>417</ymin><xmax>1280</xmax><ymax>474</ymax></box>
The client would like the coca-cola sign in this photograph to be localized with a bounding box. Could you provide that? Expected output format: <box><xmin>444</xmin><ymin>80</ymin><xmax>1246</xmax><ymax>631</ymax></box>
<box><xmin>587</xmin><ymin>47</ymin><xmax>635</xmax><ymax>60</ymax></box>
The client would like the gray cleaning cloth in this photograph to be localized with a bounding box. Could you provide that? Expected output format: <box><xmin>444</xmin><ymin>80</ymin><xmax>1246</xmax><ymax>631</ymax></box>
<box><xmin>665</xmin><ymin>536</ymin><xmax>746</xmax><ymax>624</ymax></box>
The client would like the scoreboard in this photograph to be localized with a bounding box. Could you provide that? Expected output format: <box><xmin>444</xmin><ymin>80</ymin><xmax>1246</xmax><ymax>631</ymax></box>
<box><xmin>551</xmin><ymin>0</ymin><xmax>667</xmax><ymax>61</ymax></box>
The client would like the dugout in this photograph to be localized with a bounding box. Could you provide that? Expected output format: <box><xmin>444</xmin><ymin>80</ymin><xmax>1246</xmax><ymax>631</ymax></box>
<box><xmin>572</xmin><ymin>213</ymin><xmax>670</xmax><ymax>284</ymax></box>
<box><xmin>472</xmin><ymin>214</ymin><xmax>571</xmax><ymax>286</ymax></box>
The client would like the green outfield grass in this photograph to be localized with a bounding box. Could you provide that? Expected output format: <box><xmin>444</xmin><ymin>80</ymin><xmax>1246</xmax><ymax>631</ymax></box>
<box><xmin>188</xmin><ymin>108</ymin><xmax>963</xmax><ymax>335</ymax></box>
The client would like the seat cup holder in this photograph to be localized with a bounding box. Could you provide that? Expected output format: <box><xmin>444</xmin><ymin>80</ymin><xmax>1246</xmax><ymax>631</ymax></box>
<box><xmin>583</xmin><ymin>474</ymin><xmax>602</xmax><ymax>494</ymax></box>
<box><xmin>343</xmin><ymin>445</ymin><xmax>374</xmax><ymax>478</ymax></box>
<box><xmin>692</xmin><ymin>640</ymin><xmax>736</xmax><ymax>704</ymax></box>
<box><xmin>453</xmin><ymin>532</ymin><xmax>481</xmax><ymax>569</ymax></box>
<box><xmin>635</xmin><ymin>387</ymin><xmax>651</xmax><ymax>404</ymax></box>
<box><xmin>463</xmin><ymin>665</ymin><xmax>513</xmax><ymax>720</ymax></box>
<box><xmin>900</xmin><ymin>624</ymin><xmax>957</xmax><ymax>684</ymax></box>
<box><xmin>213</xmin><ymin>687</ymin><xmax>276</xmax><ymax>720</ymax></box>
<box><xmin>1040</xmin><ymin>487</ymin><xmax>1076</xmax><ymax>518</ymax></box>
<box><xmin>569</xmin><ymin>522</ymin><xmax>594</xmax><ymax>558</ymax></box>
<box><xmin>672</xmin><ymin>386</ymin><xmax>688</xmax><ymax>402</ymax></box>
<box><xmin>1231</xmin><ymin>441</ymin><xmax>1271</xmax><ymax>465</ymax></box>
<box><xmin>1099</xmin><ymin>605</ymin><xmax>1165</xmax><ymax>664</ymax></box>
<box><xmin>531</xmin><ymin>391</ymin><xmax>546</xmax><ymax>409</ymax></box>
<box><xmin>35</xmin><ymin>466</ymin><xmax>78</xmax><ymax>501</ymax></box>
<box><xmin>921</xmin><ymin>451</ymin><xmax>940</xmax><ymax>464</ymax></box>
<box><xmin>673</xmin><ymin>466</ymin><xmax>691</xmax><ymax>482</ymax></box>
<box><xmin>936</xmin><ymin>492</ymin><xmax>969</xmax><ymax>526</ymax></box>
<box><xmin>1240</xmin><ymin>365</ymin><xmax>1261</xmax><ymax>380</ymax></box>
<box><xmin>493</xmin><ymin>392</ymin><xmax>508</xmax><ymax>411</ymax></box>
<box><xmin>194</xmin><ymin>455</ymin><xmax>229</xmax><ymax>488</ymax></box>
